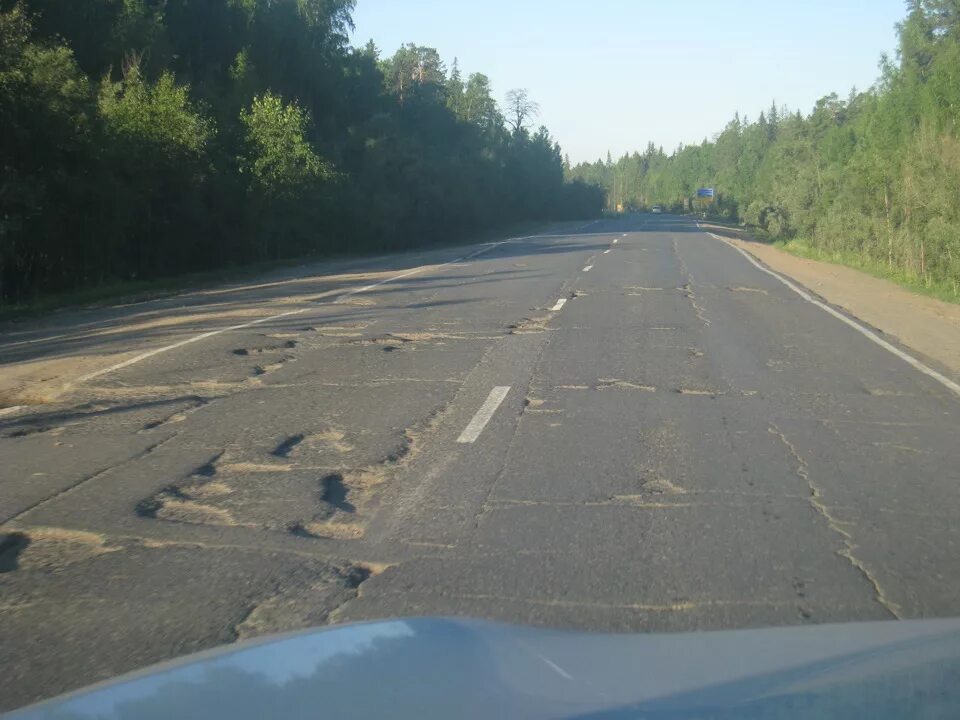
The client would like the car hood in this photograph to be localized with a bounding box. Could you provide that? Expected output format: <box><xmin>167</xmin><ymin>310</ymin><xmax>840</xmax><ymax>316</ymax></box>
<box><xmin>8</xmin><ymin>617</ymin><xmax>960</xmax><ymax>719</ymax></box>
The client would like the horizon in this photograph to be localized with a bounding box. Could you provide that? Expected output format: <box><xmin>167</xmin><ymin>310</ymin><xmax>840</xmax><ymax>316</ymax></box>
<box><xmin>351</xmin><ymin>0</ymin><xmax>905</xmax><ymax>164</ymax></box>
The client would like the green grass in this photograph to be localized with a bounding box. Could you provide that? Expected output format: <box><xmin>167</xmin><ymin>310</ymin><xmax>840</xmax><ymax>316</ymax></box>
<box><xmin>0</xmin><ymin>218</ymin><xmax>566</xmax><ymax>322</ymax></box>
<box><xmin>772</xmin><ymin>238</ymin><xmax>960</xmax><ymax>305</ymax></box>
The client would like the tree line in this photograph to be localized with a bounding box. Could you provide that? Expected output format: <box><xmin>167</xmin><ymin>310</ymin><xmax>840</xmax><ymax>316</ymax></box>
<box><xmin>569</xmin><ymin>0</ymin><xmax>960</xmax><ymax>297</ymax></box>
<box><xmin>0</xmin><ymin>0</ymin><xmax>604</xmax><ymax>305</ymax></box>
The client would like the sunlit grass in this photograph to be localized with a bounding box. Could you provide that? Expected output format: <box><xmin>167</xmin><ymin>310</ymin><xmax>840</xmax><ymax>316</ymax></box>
<box><xmin>774</xmin><ymin>238</ymin><xmax>960</xmax><ymax>305</ymax></box>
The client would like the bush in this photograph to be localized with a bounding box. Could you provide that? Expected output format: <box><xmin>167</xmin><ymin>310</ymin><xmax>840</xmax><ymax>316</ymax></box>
<box><xmin>97</xmin><ymin>65</ymin><xmax>215</xmax><ymax>277</ymax></box>
<box><xmin>239</xmin><ymin>92</ymin><xmax>334</xmax><ymax>258</ymax></box>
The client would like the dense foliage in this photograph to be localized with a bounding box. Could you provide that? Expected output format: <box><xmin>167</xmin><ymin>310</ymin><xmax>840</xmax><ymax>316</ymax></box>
<box><xmin>570</xmin><ymin>0</ymin><xmax>960</xmax><ymax>296</ymax></box>
<box><xmin>0</xmin><ymin>0</ymin><xmax>604</xmax><ymax>304</ymax></box>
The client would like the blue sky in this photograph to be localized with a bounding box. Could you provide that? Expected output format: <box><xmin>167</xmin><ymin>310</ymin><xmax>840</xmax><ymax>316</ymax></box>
<box><xmin>351</xmin><ymin>0</ymin><xmax>906</xmax><ymax>164</ymax></box>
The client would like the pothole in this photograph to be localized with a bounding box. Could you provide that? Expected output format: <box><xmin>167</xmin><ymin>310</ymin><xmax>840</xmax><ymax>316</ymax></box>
<box><xmin>252</xmin><ymin>356</ymin><xmax>294</xmax><ymax>376</ymax></box>
<box><xmin>234</xmin><ymin>562</ymin><xmax>382</xmax><ymax>640</ymax></box>
<box><xmin>311</xmin><ymin>429</ymin><xmax>353</xmax><ymax>454</ymax></box>
<box><xmin>624</xmin><ymin>286</ymin><xmax>669</xmax><ymax>294</ymax></box>
<box><xmin>233</xmin><ymin>340</ymin><xmax>298</xmax><ymax>357</ymax></box>
<box><xmin>149</xmin><ymin>498</ymin><xmax>241</xmax><ymax>526</ymax></box>
<box><xmin>320</xmin><ymin>473</ymin><xmax>354</xmax><ymax>513</ymax></box>
<box><xmin>266</xmin><ymin>428</ymin><xmax>353</xmax><ymax>460</ymax></box>
<box><xmin>352</xmin><ymin>335</ymin><xmax>413</xmax><ymax>352</ymax></box>
<box><xmin>673</xmin><ymin>387</ymin><xmax>721</xmax><ymax>397</ymax></box>
<box><xmin>218</xmin><ymin>462</ymin><xmax>294</xmax><ymax>473</ymax></box>
<box><xmin>508</xmin><ymin>316</ymin><xmax>550</xmax><ymax>334</ymax></box>
<box><xmin>3</xmin><ymin>425</ymin><xmax>59</xmax><ymax>439</ymax></box>
<box><xmin>140</xmin><ymin>397</ymin><xmax>207</xmax><ymax>431</ymax></box>
<box><xmin>597</xmin><ymin>379</ymin><xmax>656</xmax><ymax>392</ymax></box>
<box><xmin>289</xmin><ymin>521</ymin><xmax>365</xmax><ymax>540</ymax></box>
<box><xmin>195</xmin><ymin>453</ymin><xmax>223</xmax><ymax>477</ymax></box>
<box><xmin>272</xmin><ymin>434</ymin><xmax>305</xmax><ymax>458</ymax></box>
<box><xmin>136</xmin><ymin>419</ymin><xmax>431</xmax><ymax>540</ymax></box>
<box><xmin>142</xmin><ymin>415</ymin><xmax>178</xmax><ymax>430</ymax></box>
<box><xmin>388</xmin><ymin>332</ymin><xmax>467</xmax><ymax>342</ymax></box>
<box><xmin>2</xmin><ymin>527</ymin><xmax>121</xmax><ymax>572</ymax></box>
<box><xmin>640</xmin><ymin>477</ymin><xmax>687</xmax><ymax>495</ymax></box>
<box><xmin>0</xmin><ymin>532</ymin><xmax>30</xmax><ymax>573</ymax></box>
<box><xmin>189</xmin><ymin>481</ymin><xmax>233</xmax><ymax>498</ymax></box>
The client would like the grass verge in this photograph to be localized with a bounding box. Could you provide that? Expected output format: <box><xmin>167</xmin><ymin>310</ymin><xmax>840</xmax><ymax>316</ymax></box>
<box><xmin>772</xmin><ymin>238</ymin><xmax>960</xmax><ymax>305</ymax></box>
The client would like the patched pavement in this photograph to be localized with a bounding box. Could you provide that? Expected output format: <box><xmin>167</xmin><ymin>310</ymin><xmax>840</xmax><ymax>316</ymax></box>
<box><xmin>2</xmin><ymin>216</ymin><xmax>959</xmax><ymax>711</ymax></box>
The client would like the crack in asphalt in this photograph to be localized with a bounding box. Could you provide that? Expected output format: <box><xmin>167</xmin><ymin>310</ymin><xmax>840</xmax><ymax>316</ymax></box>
<box><xmin>673</xmin><ymin>237</ymin><xmax>712</xmax><ymax>328</ymax></box>
<box><xmin>366</xmin><ymin>588</ymin><xmax>805</xmax><ymax>613</ymax></box>
<box><xmin>1</xmin><ymin>433</ymin><xmax>182</xmax><ymax>529</ymax></box>
<box><xmin>471</xmin><ymin>331</ymin><xmax>556</xmax><ymax>532</ymax></box>
<box><xmin>768</xmin><ymin>423</ymin><xmax>901</xmax><ymax>619</ymax></box>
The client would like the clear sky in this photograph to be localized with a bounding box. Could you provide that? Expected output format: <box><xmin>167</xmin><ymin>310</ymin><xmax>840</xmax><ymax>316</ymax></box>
<box><xmin>350</xmin><ymin>0</ymin><xmax>906</xmax><ymax>164</ymax></box>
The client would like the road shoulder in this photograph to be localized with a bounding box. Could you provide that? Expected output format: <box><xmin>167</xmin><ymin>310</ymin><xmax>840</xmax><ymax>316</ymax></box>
<box><xmin>706</xmin><ymin>229</ymin><xmax>960</xmax><ymax>379</ymax></box>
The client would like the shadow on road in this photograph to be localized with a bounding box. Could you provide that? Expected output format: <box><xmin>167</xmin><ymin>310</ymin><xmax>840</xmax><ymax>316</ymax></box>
<box><xmin>0</xmin><ymin>215</ymin><xmax>693</xmax><ymax>406</ymax></box>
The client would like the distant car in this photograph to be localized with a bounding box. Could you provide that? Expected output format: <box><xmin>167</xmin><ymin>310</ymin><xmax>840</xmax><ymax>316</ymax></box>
<box><xmin>651</xmin><ymin>205</ymin><xmax>663</xmax><ymax>214</ymax></box>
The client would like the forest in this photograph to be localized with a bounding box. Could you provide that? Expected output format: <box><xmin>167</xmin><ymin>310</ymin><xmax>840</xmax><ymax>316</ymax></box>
<box><xmin>0</xmin><ymin>0</ymin><xmax>605</xmax><ymax>305</ymax></box>
<box><xmin>569</xmin><ymin>0</ymin><xmax>960</xmax><ymax>298</ymax></box>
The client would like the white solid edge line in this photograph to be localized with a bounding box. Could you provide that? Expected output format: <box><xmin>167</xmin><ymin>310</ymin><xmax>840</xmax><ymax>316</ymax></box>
<box><xmin>456</xmin><ymin>386</ymin><xmax>511</xmax><ymax>444</ymax></box>
<box><xmin>525</xmin><ymin>232</ymin><xmax>616</xmax><ymax>240</ymax></box>
<box><xmin>0</xmin><ymin>331</ymin><xmax>75</xmax><ymax>350</ymax></box>
<box><xmin>550</xmin><ymin>298</ymin><xmax>567</xmax><ymax>312</ymax></box>
<box><xmin>710</xmin><ymin>232</ymin><xmax>960</xmax><ymax>398</ymax></box>
<box><xmin>17</xmin><ymin>226</ymin><xmax>572</xmax><ymax>363</ymax></box>
<box><xmin>583</xmin><ymin>265</ymin><xmax>593</xmax><ymax>272</ymax></box>
<box><xmin>0</xmin><ymin>235</ymin><xmax>524</xmax><ymax>354</ymax></box>
<box><xmin>70</xmin><ymin>241</ymin><xmax>510</xmax><ymax>387</ymax></box>
<box><xmin>0</xmin><ymin>405</ymin><xmax>24</xmax><ymax>418</ymax></box>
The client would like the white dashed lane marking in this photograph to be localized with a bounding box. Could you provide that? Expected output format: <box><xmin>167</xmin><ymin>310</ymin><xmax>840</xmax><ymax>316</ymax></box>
<box><xmin>550</xmin><ymin>299</ymin><xmax>567</xmax><ymax>311</ymax></box>
<box><xmin>456</xmin><ymin>387</ymin><xmax>511</xmax><ymax>444</ymax></box>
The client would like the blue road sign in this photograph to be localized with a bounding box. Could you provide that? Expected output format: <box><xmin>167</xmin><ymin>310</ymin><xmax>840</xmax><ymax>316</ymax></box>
<box><xmin>697</xmin><ymin>188</ymin><xmax>715</xmax><ymax>198</ymax></box>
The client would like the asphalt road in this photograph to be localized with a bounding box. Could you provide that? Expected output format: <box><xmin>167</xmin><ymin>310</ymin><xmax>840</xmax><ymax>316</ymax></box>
<box><xmin>2</xmin><ymin>214</ymin><xmax>959</xmax><ymax>710</ymax></box>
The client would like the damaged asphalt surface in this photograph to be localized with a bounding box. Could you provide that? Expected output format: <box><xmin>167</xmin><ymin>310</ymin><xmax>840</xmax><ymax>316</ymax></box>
<box><xmin>2</xmin><ymin>215</ymin><xmax>959</xmax><ymax>710</ymax></box>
